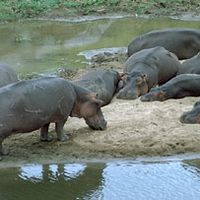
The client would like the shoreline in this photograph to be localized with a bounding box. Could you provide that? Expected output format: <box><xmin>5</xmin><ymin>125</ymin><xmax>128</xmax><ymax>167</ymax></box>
<box><xmin>1</xmin><ymin>96</ymin><xmax>200</xmax><ymax>166</ymax></box>
<box><xmin>0</xmin><ymin>7</ymin><xmax>200</xmax><ymax>167</ymax></box>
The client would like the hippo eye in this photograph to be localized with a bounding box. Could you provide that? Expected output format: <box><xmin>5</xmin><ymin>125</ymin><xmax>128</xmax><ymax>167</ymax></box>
<box><xmin>194</xmin><ymin>101</ymin><xmax>200</xmax><ymax>107</ymax></box>
<box><xmin>126</xmin><ymin>76</ymin><xmax>131</xmax><ymax>82</ymax></box>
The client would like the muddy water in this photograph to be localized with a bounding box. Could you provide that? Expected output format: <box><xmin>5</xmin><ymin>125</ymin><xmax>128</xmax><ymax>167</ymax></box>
<box><xmin>0</xmin><ymin>158</ymin><xmax>200</xmax><ymax>200</ymax></box>
<box><xmin>0</xmin><ymin>17</ymin><xmax>200</xmax><ymax>76</ymax></box>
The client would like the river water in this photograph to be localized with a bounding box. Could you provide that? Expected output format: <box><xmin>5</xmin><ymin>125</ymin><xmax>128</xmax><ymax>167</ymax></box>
<box><xmin>0</xmin><ymin>16</ymin><xmax>199</xmax><ymax>76</ymax></box>
<box><xmin>1</xmin><ymin>158</ymin><xmax>200</xmax><ymax>200</ymax></box>
<box><xmin>0</xmin><ymin>16</ymin><xmax>200</xmax><ymax>199</ymax></box>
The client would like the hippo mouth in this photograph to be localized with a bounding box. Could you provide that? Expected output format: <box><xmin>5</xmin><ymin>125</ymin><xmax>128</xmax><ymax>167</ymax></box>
<box><xmin>116</xmin><ymin>89</ymin><xmax>138</xmax><ymax>100</ymax></box>
<box><xmin>179</xmin><ymin>112</ymin><xmax>200</xmax><ymax>124</ymax></box>
<box><xmin>84</xmin><ymin>117</ymin><xmax>107</xmax><ymax>130</ymax></box>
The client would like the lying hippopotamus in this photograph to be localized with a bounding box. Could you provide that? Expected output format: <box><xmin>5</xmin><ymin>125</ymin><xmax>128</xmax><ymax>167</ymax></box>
<box><xmin>177</xmin><ymin>53</ymin><xmax>200</xmax><ymax>75</ymax></box>
<box><xmin>0</xmin><ymin>77</ymin><xmax>107</xmax><ymax>157</ymax></box>
<box><xmin>73</xmin><ymin>69</ymin><xmax>121</xmax><ymax>106</ymax></box>
<box><xmin>180</xmin><ymin>100</ymin><xmax>200</xmax><ymax>124</ymax></box>
<box><xmin>116</xmin><ymin>46</ymin><xmax>180</xmax><ymax>100</ymax></box>
<box><xmin>128</xmin><ymin>28</ymin><xmax>200</xmax><ymax>60</ymax></box>
<box><xmin>0</xmin><ymin>63</ymin><xmax>18</xmax><ymax>87</ymax></box>
<box><xmin>140</xmin><ymin>74</ymin><xmax>200</xmax><ymax>102</ymax></box>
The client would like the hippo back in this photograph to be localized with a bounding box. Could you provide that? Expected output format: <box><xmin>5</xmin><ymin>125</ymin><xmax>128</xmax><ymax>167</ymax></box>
<box><xmin>177</xmin><ymin>53</ymin><xmax>200</xmax><ymax>75</ymax></box>
<box><xmin>0</xmin><ymin>63</ymin><xmax>18</xmax><ymax>87</ymax></box>
<box><xmin>128</xmin><ymin>28</ymin><xmax>200</xmax><ymax>59</ymax></box>
<box><xmin>0</xmin><ymin>77</ymin><xmax>77</xmax><ymax>134</ymax></box>
<box><xmin>73</xmin><ymin>69</ymin><xmax>120</xmax><ymax>106</ymax></box>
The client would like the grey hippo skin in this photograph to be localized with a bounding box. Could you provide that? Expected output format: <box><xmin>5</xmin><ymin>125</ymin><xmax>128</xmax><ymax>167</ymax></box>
<box><xmin>0</xmin><ymin>77</ymin><xmax>107</xmax><ymax>157</ymax></box>
<box><xmin>177</xmin><ymin>53</ymin><xmax>200</xmax><ymax>75</ymax></box>
<box><xmin>116</xmin><ymin>46</ymin><xmax>180</xmax><ymax>100</ymax></box>
<box><xmin>128</xmin><ymin>28</ymin><xmax>200</xmax><ymax>60</ymax></box>
<box><xmin>180</xmin><ymin>100</ymin><xmax>200</xmax><ymax>124</ymax></box>
<box><xmin>141</xmin><ymin>74</ymin><xmax>200</xmax><ymax>102</ymax></box>
<box><xmin>0</xmin><ymin>63</ymin><xmax>18</xmax><ymax>87</ymax></box>
<box><xmin>73</xmin><ymin>69</ymin><xmax>121</xmax><ymax>106</ymax></box>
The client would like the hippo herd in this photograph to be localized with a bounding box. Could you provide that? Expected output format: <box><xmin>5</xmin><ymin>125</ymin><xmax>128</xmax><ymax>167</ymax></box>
<box><xmin>1</xmin><ymin>27</ymin><xmax>200</xmax><ymax>159</ymax></box>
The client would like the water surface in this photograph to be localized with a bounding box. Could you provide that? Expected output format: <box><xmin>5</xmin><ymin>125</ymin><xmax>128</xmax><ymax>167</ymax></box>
<box><xmin>1</xmin><ymin>159</ymin><xmax>200</xmax><ymax>200</ymax></box>
<box><xmin>0</xmin><ymin>17</ymin><xmax>199</xmax><ymax>76</ymax></box>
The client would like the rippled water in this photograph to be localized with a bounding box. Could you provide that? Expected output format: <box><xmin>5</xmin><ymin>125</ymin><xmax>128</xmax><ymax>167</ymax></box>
<box><xmin>1</xmin><ymin>159</ymin><xmax>200</xmax><ymax>200</ymax></box>
<box><xmin>0</xmin><ymin>17</ymin><xmax>199</xmax><ymax>76</ymax></box>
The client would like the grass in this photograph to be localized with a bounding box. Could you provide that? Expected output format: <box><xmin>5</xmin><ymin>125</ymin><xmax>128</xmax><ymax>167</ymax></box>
<box><xmin>0</xmin><ymin>0</ymin><xmax>199</xmax><ymax>21</ymax></box>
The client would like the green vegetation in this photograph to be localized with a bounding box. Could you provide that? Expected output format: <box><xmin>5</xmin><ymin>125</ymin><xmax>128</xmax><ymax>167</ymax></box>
<box><xmin>0</xmin><ymin>0</ymin><xmax>199</xmax><ymax>21</ymax></box>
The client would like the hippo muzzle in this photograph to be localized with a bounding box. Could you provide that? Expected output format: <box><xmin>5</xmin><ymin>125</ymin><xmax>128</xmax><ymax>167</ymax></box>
<box><xmin>116</xmin><ymin>88</ymin><xmax>138</xmax><ymax>100</ymax></box>
<box><xmin>180</xmin><ymin>111</ymin><xmax>200</xmax><ymax>124</ymax></box>
<box><xmin>84</xmin><ymin>111</ymin><xmax>107</xmax><ymax>130</ymax></box>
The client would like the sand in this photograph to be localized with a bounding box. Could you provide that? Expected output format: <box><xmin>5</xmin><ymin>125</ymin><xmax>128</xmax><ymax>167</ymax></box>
<box><xmin>1</xmin><ymin>95</ymin><xmax>200</xmax><ymax>167</ymax></box>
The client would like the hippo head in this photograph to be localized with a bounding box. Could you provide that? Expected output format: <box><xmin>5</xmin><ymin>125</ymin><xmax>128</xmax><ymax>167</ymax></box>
<box><xmin>180</xmin><ymin>101</ymin><xmax>200</xmax><ymax>124</ymax></box>
<box><xmin>140</xmin><ymin>87</ymin><xmax>168</xmax><ymax>102</ymax></box>
<box><xmin>116</xmin><ymin>73</ymin><xmax>149</xmax><ymax>100</ymax></box>
<box><xmin>71</xmin><ymin>93</ymin><xmax>107</xmax><ymax>130</ymax></box>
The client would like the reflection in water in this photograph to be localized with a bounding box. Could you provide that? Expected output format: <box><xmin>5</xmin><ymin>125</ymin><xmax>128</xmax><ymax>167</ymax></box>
<box><xmin>18</xmin><ymin>163</ymin><xmax>87</xmax><ymax>183</ymax></box>
<box><xmin>19</xmin><ymin>164</ymin><xmax>43</xmax><ymax>182</ymax></box>
<box><xmin>1</xmin><ymin>160</ymin><xmax>200</xmax><ymax>199</ymax></box>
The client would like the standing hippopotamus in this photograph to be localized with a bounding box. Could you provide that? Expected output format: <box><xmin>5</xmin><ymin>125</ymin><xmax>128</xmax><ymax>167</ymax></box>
<box><xmin>180</xmin><ymin>100</ymin><xmax>200</xmax><ymax>124</ymax></box>
<box><xmin>140</xmin><ymin>74</ymin><xmax>200</xmax><ymax>102</ymax></box>
<box><xmin>116</xmin><ymin>46</ymin><xmax>180</xmax><ymax>100</ymax></box>
<box><xmin>73</xmin><ymin>69</ymin><xmax>121</xmax><ymax>106</ymax></box>
<box><xmin>0</xmin><ymin>77</ymin><xmax>107</xmax><ymax>157</ymax></box>
<box><xmin>0</xmin><ymin>63</ymin><xmax>18</xmax><ymax>87</ymax></box>
<box><xmin>128</xmin><ymin>28</ymin><xmax>200</xmax><ymax>60</ymax></box>
<box><xmin>177</xmin><ymin>53</ymin><xmax>200</xmax><ymax>75</ymax></box>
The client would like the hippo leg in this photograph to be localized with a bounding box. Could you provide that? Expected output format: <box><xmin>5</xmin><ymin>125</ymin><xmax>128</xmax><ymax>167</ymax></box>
<box><xmin>0</xmin><ymin>138</ymin><xmax>3</xmax><ymax>158</ymax></box>
<box><xmin>55</xmin><ymin>120</ymin><xmax>69</xmax><ymax>142</ymax></box>
<box><xmin>40</xmin><ymin>123</ymin><xmax>53</xmax><ymax>142</ymax></box>
<box><xmin>0</xmin><ymin>138</ymin><xmax>9</xmax><ymax>160</ymax></box>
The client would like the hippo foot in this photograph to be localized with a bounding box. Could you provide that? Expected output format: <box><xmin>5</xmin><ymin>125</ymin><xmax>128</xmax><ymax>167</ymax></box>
<box><xmin>0</xmin><ymin>148</ymin><xmax>9</xmax><ymax>156</ymax></box>
<box><xmin>0</xmin><ymin>149</ymin><xmax>9</xmax><ymax>161</ymax></box>
<box><xmin>40</xmin><ymin>135</ymin><xmax>53</xmax><ymax>142</ymax></box>
<box><xmin>57</xmin><ymin>134</ymin><xmax>69</xmax><ymax>142</ymax></box>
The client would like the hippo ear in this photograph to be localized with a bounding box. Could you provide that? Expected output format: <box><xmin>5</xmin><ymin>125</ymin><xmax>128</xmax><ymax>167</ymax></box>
<box><xmin>116</xmin><ymin>80</ymin><xmax>125</xmax><ymax>92</ymax></box>
<box><xmin>95</xmin><ymin>99</ymin><xmax>103</xmax><ymax>107</ymax></box>
<box><xmin>136</xmin><ymin>74</ymin><xmax>148</xmax><ymax>85</ymax></box>
<box><xmin>118</xmin><ymin>72</ymin><xmax>125</xmax><ymax>80</ymax></box>
<box><xmin>90</xmin><ymin>92</ymin><xmax>98</xmax><ymax>99</ymax></box>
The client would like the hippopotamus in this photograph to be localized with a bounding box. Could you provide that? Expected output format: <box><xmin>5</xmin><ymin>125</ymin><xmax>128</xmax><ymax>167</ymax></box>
<box><xmin>0</xmin><ymin>77</ymin><xmax>107</xmax><ymax>157</ymax></box>
<box><xmin>0</xmin><ymin>63</ymin><xmax>18</xmax><ymax>87</ymax></box>
<box><xmin>140</xmin><ymin>74</ymin><xmax>200</xmax><ymax>102</ymax></box>
<box><xmin>180</xmin><ymin>100</ymin><xmax>200</xmax><ymax>124</ymax></box>
<box><xmin>177</xmin><ymin>53</ymin><xmax>200</xmax><ymax>75</ymax></box>
<box><xmin>116</xmin><ymin>46</ymin><xmax>180</xmax><ymax>100</ymax></box>
<box><xmin>128</xmin><ymin>28</ymin><xmax>200</xmax><ymax>60</ymax></box>
<box><xmin>73</xmin><ymin>69</ymin><xmax>121</xmax><ymax>106</ymax></box>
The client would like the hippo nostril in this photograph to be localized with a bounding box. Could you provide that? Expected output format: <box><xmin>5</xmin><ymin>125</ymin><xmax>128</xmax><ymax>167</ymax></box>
<box><xmin>180</xmin><ymin>113</ymin><xmax>194</xmax><ymax>124</ymax></box>
<box><xmin>179</xmin><ymin>114</ymin><xmax>186</xmax><ymax>123</ymax></box>
<box><xmin>140</xmin><ymin>95</ymin><xmax>148</xmax><ymax>101</ymax></box>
